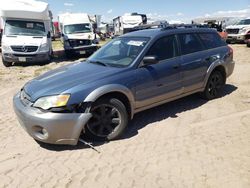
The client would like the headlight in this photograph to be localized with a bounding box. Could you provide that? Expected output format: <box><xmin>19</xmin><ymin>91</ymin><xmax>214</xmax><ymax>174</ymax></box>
<box><xmin>2</xmin><ymin>44</ymin><xmax>12</xmax><ymax>52</ymax></box>
<box><xmin>33</xmin><ymin>94</ymin><xmax>70</xmax><ymax>110</ymax></box>
<box><xmin>40</xmin><ymin>43</ymin><xmax>50</xmax><ymax>52</ymax></box>
<box><xmin>239</xmin><ymin>28</ymin><xmax>247</xmax><ymax>34</ymax></box>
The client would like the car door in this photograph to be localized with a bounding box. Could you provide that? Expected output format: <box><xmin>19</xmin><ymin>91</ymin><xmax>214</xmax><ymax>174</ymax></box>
<box><xmin>135</xmin><ymin>35</ymin><xmax>182</xmax><ymax>109</ymax></box>
<box><xmin>177</xmin><ymin>33</ymin><xmax>208</xmax><ymax>93</ymax></box>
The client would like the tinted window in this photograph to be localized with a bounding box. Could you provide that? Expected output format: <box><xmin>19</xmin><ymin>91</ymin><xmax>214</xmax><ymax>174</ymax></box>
<box><xmin>178</xmin><ymin>33</ymin><xmax>204</xmax><ymax>55</ymax></box>
<box><xmin>198</xmin><ymin>33</ymin><xmax>227</xmax><ymax>49</ymax></box>
<box><xmin>146</xmin><ymin>35</ymin><xmax>177</xmax><ymax>61</ymax></box>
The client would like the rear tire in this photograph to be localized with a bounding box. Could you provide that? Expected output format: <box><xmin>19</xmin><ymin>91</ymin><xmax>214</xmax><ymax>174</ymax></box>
<box><xmin>247</xmin><ymin>43</ymin><xmax>250</xmax><ymax>47</ymax></box>
<box><xmin>201</xmin><ymin>71</ymin><xmax>225</xmax><ymax>100</ymax></box>
<box><xmin>85</xmin><ymin>98</ymin><xmax>128</xmax><ymax>141</ymax></box>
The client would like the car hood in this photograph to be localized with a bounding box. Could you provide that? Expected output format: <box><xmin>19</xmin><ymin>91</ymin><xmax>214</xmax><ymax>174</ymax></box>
<box><xmin>2</xmin><ymin>35</ymin><xmax>46</xmax><ymax>47</ymax></box>
<box><xmin>24</xmin><ymin>62</ymin><xmax>123</xmax><ymax>101</ymax></box>
<box><xmin>226</xmin><ymin>25</ymin><xmax>250</xmax><ymax>29</ymax></box>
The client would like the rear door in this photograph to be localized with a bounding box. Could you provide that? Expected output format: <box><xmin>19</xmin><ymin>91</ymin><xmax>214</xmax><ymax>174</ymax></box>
<box><xmin>135</xmin><ymin>35</ymin><xmax>182</xmax><ymax>108</ymax></box>
<box><xmin>178</xmin><ymin>33</ymin><xmax>208</xmax><ymax>93</ymax></box>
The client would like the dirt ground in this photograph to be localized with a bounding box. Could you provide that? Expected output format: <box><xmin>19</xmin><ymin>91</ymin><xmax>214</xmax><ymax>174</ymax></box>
<box><xmin>0</xmin><ymin>45</ymin><xmax>249</xmax><ymax>188</ymax></box>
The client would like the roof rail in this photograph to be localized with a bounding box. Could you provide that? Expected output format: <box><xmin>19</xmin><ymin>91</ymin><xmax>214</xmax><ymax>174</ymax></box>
<box><xmin>129</xmin><ymin>23</ymin><xmax>209</xmax><ymax>33</ymax></box>
<box><xmin>130</xmin><ymin>21</ymin><xmax>169</xmax><ymax>32</ymax></box>
<box><xmin>161</xmin><ymin>24</ymin><xmax>209</xmax><ymax>30</ymax></box>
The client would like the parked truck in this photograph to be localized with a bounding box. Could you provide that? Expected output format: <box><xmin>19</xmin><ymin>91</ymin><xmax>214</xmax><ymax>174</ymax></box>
<box><xmin>226</xmin><ymin>18</ymin><xmax>250</xmax><ymax>43</ymax></box>
<box><xmin>113</xmin><ymin>13</ymin><xmax>147</xmax><ymax>36</ymax></box>
<box><xmin>0</xmin><ymin>0</ymin><xmax>53</xmax><ymax>67</ymax></box>
<box><xmin>58</xmin><ymin>13</ymin><xmax>98</xmax><ymax>57</ymax></box>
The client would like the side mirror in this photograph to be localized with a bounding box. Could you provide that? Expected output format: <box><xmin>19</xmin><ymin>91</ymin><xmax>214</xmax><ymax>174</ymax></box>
<box><xmin>47</xmin><ymin>31</ymin><xmax>51</xmax><ymax>38</ymax></box>
<box><xmin>142</xmin><ymin>56</ymin><xmax>159</xmax><ymax>66</ymax></box>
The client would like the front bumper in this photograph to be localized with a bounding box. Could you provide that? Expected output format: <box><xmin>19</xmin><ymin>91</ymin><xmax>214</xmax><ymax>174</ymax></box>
<box><xmin>226</xmin><ymin>34</ymin><xmax>246</xmax><ymax>43</ymax></box>
<box><xmin>65</xmin><ymin>45</ymin><xmax>98</xmax><ymax>55</ymax></box>
<box><xmin>3</xmin><ymin>52</ymin><xmax>50</xmax><ymax>63</ymax></box>
<box><xmin>13</xmin><ymin>93</ymin><xmax>92</xmax><ymax>145</ymax></box>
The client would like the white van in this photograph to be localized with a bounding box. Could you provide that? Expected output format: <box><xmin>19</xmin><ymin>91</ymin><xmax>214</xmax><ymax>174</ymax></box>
<box><xmin>0</xmin><ymin>0</ymin><xmax>52</xmax><ymax>67</ymax></box>
<box><xmin>58</xmin><ymin>13</ymin><xmax>98</xmax><ymax>57</ymax></box>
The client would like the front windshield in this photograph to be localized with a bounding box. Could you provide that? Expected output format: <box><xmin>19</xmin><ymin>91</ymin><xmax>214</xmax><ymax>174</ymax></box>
<box><xmin>64</xmin><ymin>24</ymin><xmax>91</xmax><ymax>34</ymax></box>
<box><xmin>237</xmin><ymin>19</ymin><xmax>250</xmax><ymax>25</ymax></box>
<box><xmin>5</xmin><ymin>20</ymin><xmax>46</xmax><ymax>36</ymax></box>
<box><xmin>88</xmin><ymin>37</ymin><xmax>149</xmax><ymax>67</ymax></box>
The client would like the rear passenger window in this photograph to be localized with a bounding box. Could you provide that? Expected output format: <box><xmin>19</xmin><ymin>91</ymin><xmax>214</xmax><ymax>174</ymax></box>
<box><xmin>178</xmin><ymin>33</ymin><xmax>204</xmax><ymax>55</ymax></box>
<box><xmin>198</xmin><ymin>33</ymin><xmax>227</xmax><ymax>49</ymax></box>
<box><xmin>146</xmin><ymin>35</ymin><xmax>177</xmax><ymax>61</ymax></box>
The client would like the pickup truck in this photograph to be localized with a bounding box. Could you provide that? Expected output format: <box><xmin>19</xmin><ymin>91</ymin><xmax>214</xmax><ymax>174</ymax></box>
<box><xmin>226</xmin><ymin>18</ymin><xmax>250</xmax><ymax>43</ymax></box>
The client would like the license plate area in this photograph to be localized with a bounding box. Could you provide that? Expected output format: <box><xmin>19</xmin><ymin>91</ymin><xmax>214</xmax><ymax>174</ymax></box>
<box><xmin>18</xmin><ymin>57</ymin><xmax>26</xmax><ymax>62</ymax></box>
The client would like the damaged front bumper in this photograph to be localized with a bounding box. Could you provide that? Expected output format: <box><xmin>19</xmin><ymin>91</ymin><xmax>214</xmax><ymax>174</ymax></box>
<box><xmin>13</xmin><ymin>92</ymin><xmax>92</xmax><ymax>145</ymax></box>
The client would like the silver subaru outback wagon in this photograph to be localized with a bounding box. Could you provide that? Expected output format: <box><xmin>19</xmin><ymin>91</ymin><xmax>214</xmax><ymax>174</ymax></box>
<box><xmin>13</xmin><ymin>27</ymin><xmax>235</xmax><ymax>145</ymax></box>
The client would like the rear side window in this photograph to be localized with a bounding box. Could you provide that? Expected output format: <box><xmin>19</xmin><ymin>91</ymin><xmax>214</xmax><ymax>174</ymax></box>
<box><xmin>146</xmin><ymin>35</ymin><xmax>177</xmax><ymax>61</ymax></box>
<box><xmin>198</xmin><ymin>33</ymin><xmax>227</xmax><ymax>49</ymax></box>
<box><xmin>178</xmin><ymin>33</ymin><xmax>204</xmax><ymax>55</ymax></box>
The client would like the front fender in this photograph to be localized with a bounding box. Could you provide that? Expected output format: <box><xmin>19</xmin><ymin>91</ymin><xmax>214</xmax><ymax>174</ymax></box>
<box><xmin>84</xmin><ymin>84</ymin><xmax>135</xmax><ymax>118</ymax></box>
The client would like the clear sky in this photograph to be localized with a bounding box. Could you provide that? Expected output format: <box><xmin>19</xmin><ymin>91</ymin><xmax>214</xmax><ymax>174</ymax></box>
<box><xmin>43</xmin><ymin>0</ymin><xmax>250</xmax><ymax>22</ymax></box>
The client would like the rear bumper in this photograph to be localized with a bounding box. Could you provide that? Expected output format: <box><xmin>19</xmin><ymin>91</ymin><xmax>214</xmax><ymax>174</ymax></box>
<box><xmin>13</xmin><ymin>92</ymin><xmax>92</xmax><ymax>145</ymax></box>
<box><xmin>2</xmin><ymin>52</ymin><xmax>50</xmax><ymax>63</ymax></box>
<box><xmin>226</xmin><ymin>60</ymin><xmax>235</xmax><ymax>78</ymax></box>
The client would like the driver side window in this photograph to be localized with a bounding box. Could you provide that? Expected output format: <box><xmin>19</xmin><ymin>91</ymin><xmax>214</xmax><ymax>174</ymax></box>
<box><xmin>146</xmin><ymin>35</ymin><xmax>177</xmax><ymax>61</ymax></box>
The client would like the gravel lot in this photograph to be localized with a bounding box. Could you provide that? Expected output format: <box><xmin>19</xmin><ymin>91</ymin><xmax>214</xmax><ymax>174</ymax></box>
<box><xmin>0</xmin><ymin>45</ymin><xmax>249</xmax><ymax>188</ymax></box>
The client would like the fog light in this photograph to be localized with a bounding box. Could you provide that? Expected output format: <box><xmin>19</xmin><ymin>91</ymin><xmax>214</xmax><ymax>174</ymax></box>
<box><xmin>33</xmin><ymin>126</ymin><xmax>49</xmax><ymax>140</ymax></box>
<box><xmin>42</xmin><ymin>128</ymin><xmax>48</xmax><ymax>138</ymax></box>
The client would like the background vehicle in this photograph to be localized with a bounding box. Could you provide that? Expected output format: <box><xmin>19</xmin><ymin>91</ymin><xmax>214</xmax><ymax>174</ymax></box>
<box><xmin>58</xmin><ymin>13</ymin><xmax>98</xmax><ymax>57</ymax></box>
<box><xmin>14</xmin><ymin>27</ymin><xmax>234</xmax><ymax>145</ymax></box>
<box><xmin>192</xmin><ymin>17</ymin><xmax>235</xmax><ymax>40</ymax></box>
<box><xmin>113</xmin><ymin>13</ymin><xmax>147</xmax><ymax>36</ymax></box>
<box><xmin>52</xmin><ymin>21</ymin><xmax>60</xmax><ymax>39</ymax></box>
<box><xmin>226</xmin><ymin>18</ymin><xmax>250</xmax><ymax>43</ymax></box>
<box><xmin>0</xmin><ymin>0</ymin><xmax>53</xmax><ymax>67</ymax></box>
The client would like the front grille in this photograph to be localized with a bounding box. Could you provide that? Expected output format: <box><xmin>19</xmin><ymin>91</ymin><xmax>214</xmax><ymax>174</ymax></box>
<box><xmin>11</xmin><ymin>46</ymin><xmax>38</xmax><ymax>53</ymax></box>
<box><xmin>20</xmin><ymin>90</ymin><xmax>32</xmax><ymax>106</ymax></box>
<box><xmin>226</xmin><ymin>29</ymin><xmax>239</xmax><ymax>34</ymax></box>
<box><xmin>69</xmin><ymin>39</ymin><xmax>92</xmax><ymax>48</ymax></box>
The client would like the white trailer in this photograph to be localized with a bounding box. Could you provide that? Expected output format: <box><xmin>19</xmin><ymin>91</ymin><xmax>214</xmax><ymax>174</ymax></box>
<box><xmin>0</xmin><ymin>0</ymin><xmax>52</xmax><ymax>67</ymax></box>
<box><xmin>58</xmin><ymin>13</ymin><xmax>98</xmax><ymax>57</ymax></box>
<box><xmin>113</xmin><ymin>13</ymin><xmax>147</xmax><ymax>36</ymax></box>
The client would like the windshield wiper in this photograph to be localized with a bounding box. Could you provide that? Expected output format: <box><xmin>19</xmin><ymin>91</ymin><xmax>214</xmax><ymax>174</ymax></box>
<box><xmin>88</xmin><ymin>60</ymin><xmax>108</xmax><ymax>67</ymax></box>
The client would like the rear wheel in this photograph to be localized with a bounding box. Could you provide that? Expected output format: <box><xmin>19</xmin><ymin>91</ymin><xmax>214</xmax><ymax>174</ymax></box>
<box><xmin>201</xmin><ymin>71</ymin><xmax>225</xmax><ymax>100</ymax></box>
<box><xmin>247</xmin><ymin>42</ymin><xmax>250</xmax><ymax>47</ymax></box>
<box><xmin>85</xmin><ymin>98</ymin><xmax>128</xmax><ymax>141</ymax></box>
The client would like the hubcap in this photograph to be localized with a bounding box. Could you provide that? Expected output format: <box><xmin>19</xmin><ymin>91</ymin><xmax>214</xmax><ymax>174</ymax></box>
<box><xmin>87</xmin><ymin>104</ymin><xmax>121</xmax><ymax>137</ymax></box>
<box><xmin>208</xmin><ymin>74</ymin><xmax>223</xmax><ymax>97</ymax></box>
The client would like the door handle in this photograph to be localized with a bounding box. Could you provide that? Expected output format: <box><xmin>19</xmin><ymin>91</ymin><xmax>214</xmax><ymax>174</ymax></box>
<box><xmin>172</xmin><ymin>64</ymin><xmax>180</xmax><ymax>69</ymax></box>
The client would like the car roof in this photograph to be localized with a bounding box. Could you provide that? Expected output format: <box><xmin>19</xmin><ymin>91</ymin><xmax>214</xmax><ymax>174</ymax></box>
<box><xmin>121</xmin><ymin>27</ymin><xmax>217</xmax><ymax>39</ymax></box>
